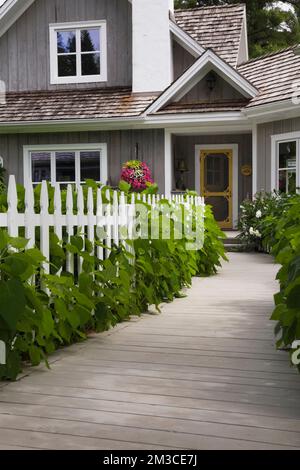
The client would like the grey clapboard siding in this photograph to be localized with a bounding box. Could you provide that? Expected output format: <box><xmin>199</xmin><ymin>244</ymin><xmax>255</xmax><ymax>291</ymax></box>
<box><xmin>0</xmin><ymin>0</ymin><xmax>132</xmax><ymax>91</ymax></box>
<box><xmin>174</xmin><ymin>134</ymin><xmax>252</xmax><ymax>203</ymax></box>
<box><xmin>0</xmin><ymin>129</ymin><xmax>165</xmax><ymax>191</ymax></box>
<box><xmin>257</xmin><ymin>117</ymin><xmax>300</xmax><ymax>192</ymax></box>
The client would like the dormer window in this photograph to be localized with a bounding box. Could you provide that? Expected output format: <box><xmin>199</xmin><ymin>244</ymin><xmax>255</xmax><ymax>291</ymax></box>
<box><xmin>49</xmin><ymin>21</ymin><xmax>107</xmax><ymax>84</ymax></box>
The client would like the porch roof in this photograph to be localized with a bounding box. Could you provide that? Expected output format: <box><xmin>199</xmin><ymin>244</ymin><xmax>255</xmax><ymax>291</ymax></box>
<box><xmin>0</xmin><ymin>87</ymin><xmax>157</xmax><ymax>122</ymax></box>
<box><xmin>238</xmin><ymin>46</ymin><xmax>300</xmax><ymax>108</ymax></box>
<box><xmin>152</xmin><ymin>99</ymin><xmax>249</xmax><ymax>115</ymax></box>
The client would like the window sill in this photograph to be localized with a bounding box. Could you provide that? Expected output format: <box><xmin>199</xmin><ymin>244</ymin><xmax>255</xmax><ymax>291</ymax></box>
<box><xmin>50</xmin><ymin>75</ymin><xmax>107</xmax><ymax>86</ymax></box>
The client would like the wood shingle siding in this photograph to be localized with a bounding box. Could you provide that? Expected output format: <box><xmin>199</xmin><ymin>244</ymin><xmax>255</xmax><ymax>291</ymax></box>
<box><xmin>174</xmin><ymin>4</ymin><xmax>245</xmax><ymax>68</ymax></box>
<box><xmin>0</xmin><ymin>0</ymin><xmax>132</xmax><ymax>92</ymax></box>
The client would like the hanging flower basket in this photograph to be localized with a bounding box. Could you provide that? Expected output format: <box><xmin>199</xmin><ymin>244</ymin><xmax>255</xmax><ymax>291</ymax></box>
<box><xmin>120</xmin><ymin>160</ymin><xmax>155</xmax><ymax>192</ymax></box>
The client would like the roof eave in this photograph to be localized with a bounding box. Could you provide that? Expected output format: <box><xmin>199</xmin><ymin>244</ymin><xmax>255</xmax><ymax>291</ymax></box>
<box><xmin>0</xmin><ymin>0</ymin><xmax>36</xmax><ymax>38</ymax></box>
<box><xmin>243</xmin><ymin>98</ymin><xmax>300</xmax><ymax>122</ymax></box>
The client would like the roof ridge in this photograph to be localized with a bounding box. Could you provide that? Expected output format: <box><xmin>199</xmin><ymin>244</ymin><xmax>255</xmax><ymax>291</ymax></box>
<box><xmin>239</xmin><ymin>45</ymin><xmax>299</xmax><ymax>67</ymax></box>
<box><xmin>175</xmin><ymin>3</ymin><xmax>245</xmax><ymax>13</ymax></box>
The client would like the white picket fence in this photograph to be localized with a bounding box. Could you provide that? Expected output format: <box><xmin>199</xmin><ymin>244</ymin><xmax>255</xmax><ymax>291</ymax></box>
<box><xmin>0</xmin><ymin>175</ymin><xmax>204</xmax><ymax>275</ymax></box>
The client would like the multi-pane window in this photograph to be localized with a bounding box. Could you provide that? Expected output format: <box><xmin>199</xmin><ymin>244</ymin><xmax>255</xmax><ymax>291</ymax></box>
<box><xmin>25</xmin><ymin>145</ymin><xmax>107</xmax><ymax>187</ymax></box>
<box><xmin>50</xmin><ymin>21</ymin><xmax>107</xmax><ymax>84</ymax></box>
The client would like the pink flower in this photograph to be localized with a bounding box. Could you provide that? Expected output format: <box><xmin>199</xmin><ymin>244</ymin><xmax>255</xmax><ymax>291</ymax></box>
<box><xmin>120</xmin><ymin>160</ymin><xmax>154</xmax><ymax>192</ymax></box>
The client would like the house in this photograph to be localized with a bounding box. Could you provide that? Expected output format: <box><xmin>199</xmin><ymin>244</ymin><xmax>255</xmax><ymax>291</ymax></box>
<box><xmin>0</xmin><ymin>0</ymin><xmax>299</xmax><ymax>229</ymax></box>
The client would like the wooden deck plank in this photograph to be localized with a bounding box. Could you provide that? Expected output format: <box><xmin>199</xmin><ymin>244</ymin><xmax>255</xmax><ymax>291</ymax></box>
<box><xmin>0</xmin><ymin>253</ymin><xmax>300</xmax><ymax>450</ymax></box>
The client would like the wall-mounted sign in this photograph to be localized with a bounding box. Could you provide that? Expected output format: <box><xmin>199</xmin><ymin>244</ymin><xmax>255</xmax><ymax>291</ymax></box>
<box><xmin>241</xmin><ymin>164</ymin><xmax>252</xmax><ymax>177</ymax></box>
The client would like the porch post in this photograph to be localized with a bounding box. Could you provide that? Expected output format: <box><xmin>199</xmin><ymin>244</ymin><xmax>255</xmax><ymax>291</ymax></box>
<box><xmin>164</xmin><ymin>130</ymin><xmax>172</xmax><ymax>196</ymax></box>
<box><xmin>252</xmin><ymin>123</ymin><xmax>257</xmax><ymax>198</ymax></box>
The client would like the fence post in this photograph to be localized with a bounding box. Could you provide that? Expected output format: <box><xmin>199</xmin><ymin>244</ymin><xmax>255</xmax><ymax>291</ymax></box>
<box><xmin>7</xmin><ymin>175</ymin><xmax>19</xmax><ymax>239</ymax></box>
<box><xmin>113</xmin><ymin>190</ymin><xmax>119</xmax><ymax>246</ymax></box>
<box><xmin>105</xmin><ymin>188</ymin><xmax>112</xmax><ymax>257</ymax></box>
<box><xmin>40</xmin><ymin>181</ymin><xmax>50</xmax><ymax>275</ymax></box>
<box><xmin>25</xmin><ymin>183</ymin><xmax>35</xmax><ymax>249</ymax></box>
<box><xmin>87</xmin><ymin>187</ymin><xmax>95</xmax><ymax>245</ymax></box>
<box><xmin>66</xmin><ymin>185</ymin><xmax>74</xmax><ymax>274</ymax></box>
<box><xmin>77</xmin><ymin>185</ymin><xmax>85</xmax><ymax>274</ymax></box>
<box><xmin>96</xmin><ymin>188</ymin><xmax>104</xmax><ymax>262</ymax></box>
<box><xmin>54</xmin><ymin>184</ymin><xmax>63</xmax><ymax>241</ymax></box>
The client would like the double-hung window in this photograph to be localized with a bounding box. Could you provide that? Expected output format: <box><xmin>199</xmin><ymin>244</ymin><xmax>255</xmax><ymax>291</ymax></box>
<box><xmin>24</xmin><ymin>144</ymin><xmax>108</xmax><ymax>187</ymax></box>
<box><xmin>272</xmin><ymin>133</ymin><xmax>300</xmax><ymax>194</ymax></box>
<box><xmin>50</xmin><ymin>21</ymin><xmax>107</xmax><ymax>84</ymax></box>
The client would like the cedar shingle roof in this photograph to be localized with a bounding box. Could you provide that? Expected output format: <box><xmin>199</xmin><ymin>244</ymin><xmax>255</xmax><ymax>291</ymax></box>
<box><xmin>153</xmin><ymin>99</ymin><xmax>249</xmax><ymax>115</ymax></box>
<box><xmin>238</xmin><ymin>46</ymin><xmax>300</xmax><ymax>108</ymax></box>
<box><xmin>0</xmin><ymin>87</ymin><xmax>157</xmax><ymax>122</ymax></box>
<box><xmin>174</xmin><ymin>4</ymin><xmax>245</xmax><ymax>68</ymax></box>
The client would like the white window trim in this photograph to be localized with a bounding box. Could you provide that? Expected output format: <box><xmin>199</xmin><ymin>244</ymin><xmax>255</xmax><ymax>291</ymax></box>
<box><xmin>49</xmin><ymin>20</ymin><xmax>107</xmax><ymax>85</ymax></box>
<box><xmin>23</xmin><ymin>143</ymin><xmax>108</xmax><ymax>187</ymax></box>
<box><xmin>271</xmin><ymin>131</ymin><xmax>300</xmax><ymax>192</ymax></box>
<box><xmin>195</xmin><ymin>144</ymin><xmax>239</xmax><ymax>229</ymax></box>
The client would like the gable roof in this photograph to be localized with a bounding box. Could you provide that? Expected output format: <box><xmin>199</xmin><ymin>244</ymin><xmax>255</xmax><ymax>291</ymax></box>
<box><xmin>238</xmin><ymin>46</ymin><xmax>300</xmax><ymax>108</ymax></box>
<box><xmin>174</xmin><ymin>4</ymin><xmax>246</xmax><ymax>68</ymax></box>
<box><xmin>170</xmin><ymin>18</ymin><xmax>205</xmax><ymax>58</ymax></box>
<box><xmin>144</xmin><ymin>48</ymin><xmax>257</xmax><ymax>116</ymax></box>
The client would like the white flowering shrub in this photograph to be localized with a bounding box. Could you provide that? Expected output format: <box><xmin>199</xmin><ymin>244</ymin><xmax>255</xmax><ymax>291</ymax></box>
<box><xmin>238</xmin><ymin>191</ymin><xmax>290</xmax><ymax>251</ymax></box>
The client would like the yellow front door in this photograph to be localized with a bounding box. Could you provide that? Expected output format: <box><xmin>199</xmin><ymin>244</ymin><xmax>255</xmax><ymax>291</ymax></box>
<box><xmin>200</xmin><ymin>149</ymin><xmax>233</xmax><ymax>229</ymax></box>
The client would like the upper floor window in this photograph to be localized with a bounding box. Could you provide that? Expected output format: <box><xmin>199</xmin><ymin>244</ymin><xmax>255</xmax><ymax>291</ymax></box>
<box><xmin>49</xmin><ymin>21</ymin><xmax>107</xmax><ymax>85</ymax></box>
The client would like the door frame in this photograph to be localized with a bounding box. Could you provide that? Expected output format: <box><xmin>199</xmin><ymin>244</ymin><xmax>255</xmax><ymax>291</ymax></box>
<box><xmin>195</xmin><ymin>144</ymin><xmax>239</xmax><ymax>229</ymax></box>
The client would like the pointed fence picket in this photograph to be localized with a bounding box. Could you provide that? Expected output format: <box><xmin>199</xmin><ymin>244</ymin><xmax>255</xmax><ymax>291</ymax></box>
<box><xmin>0</xmin><ymin>176</ymin><xmax>205</xmax><ymax>278</ymax></box>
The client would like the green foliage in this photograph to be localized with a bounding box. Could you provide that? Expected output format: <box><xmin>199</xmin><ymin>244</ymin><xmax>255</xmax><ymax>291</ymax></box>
<box><xmin>0</xmin><ymin>191</ymin><xmax>225</xmax><ymax>381</ymax></box>
<box><xmin>269</xmin><ymin>194</ymin><xmax>300</xmax><ymax>371</ymax></box>
<box><xmin>239</xmin><ymin>192</ymin><xmax>300</xmax><ymax>371</ymax></box>
<box><xmin>174</xmin><ymin>1</ymin><xmax>300</xmax><ymax>58</ymax></box>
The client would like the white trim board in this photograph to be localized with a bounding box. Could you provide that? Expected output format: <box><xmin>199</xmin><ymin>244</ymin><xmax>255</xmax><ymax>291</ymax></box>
<box><xmin>252</xmin><ymin>123</ymin><xmax>257</xmax><ymax>197</ymax></box>
<box><xmin>23</xmin><ymin>143</ymin><xmax>108</xmax><ymax>187</ymax></box>
<box><xmin>0</xmin><ymin>0</ymin><xmax>36</xmax><ymax>38</ymax></box>
<box><xmin>145</xmin><ymin>49</ymin><xmax>258</xmax><ymax>116</ymax></box>
<box><xmin>195</xmin><ymin>144</ymin><xmax>239</xmax><ymax>228</ymax></box>
<box><xmin>271</xmin><ymin>131</ymin><xmax>300</xmax><ymax>192</ymax></box>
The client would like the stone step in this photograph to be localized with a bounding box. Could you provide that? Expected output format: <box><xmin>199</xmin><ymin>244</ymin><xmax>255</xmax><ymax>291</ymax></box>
<box><xmin>223</xmin><ymin>237</ymin><xmax>243</xmax><ymax>245</ymax></box>
<box><xmin>224</xmin><ymin>243</ymin><xmax>251</xmax><ymax>253</ymax></box>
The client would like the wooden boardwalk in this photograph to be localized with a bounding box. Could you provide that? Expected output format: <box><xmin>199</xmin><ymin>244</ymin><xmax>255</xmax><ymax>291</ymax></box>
<box><xmin>0</xmin><ymin>253</ymin><xmax>300</xmax><ymax>450</ymax></box>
